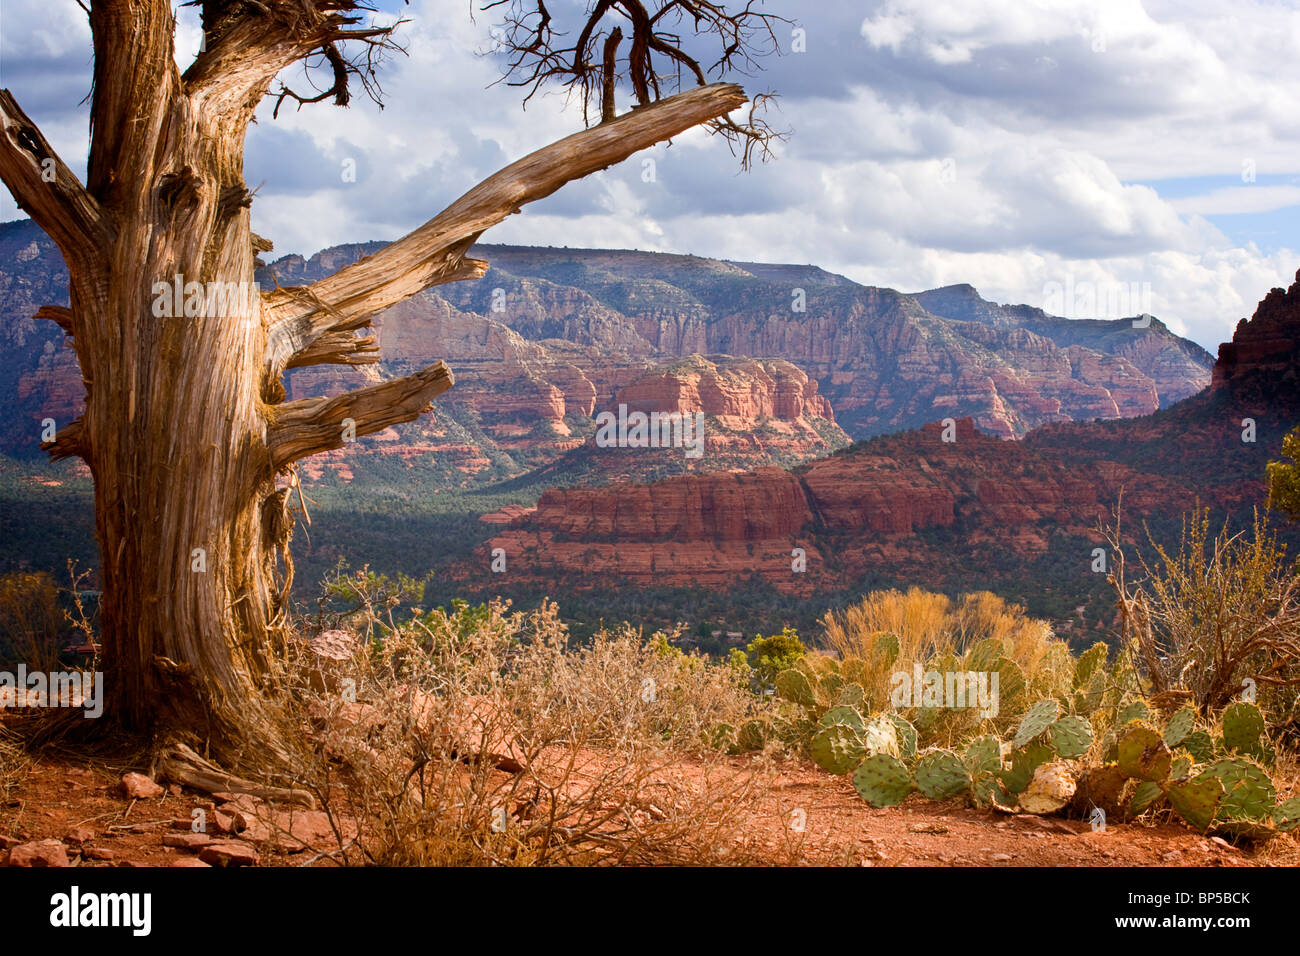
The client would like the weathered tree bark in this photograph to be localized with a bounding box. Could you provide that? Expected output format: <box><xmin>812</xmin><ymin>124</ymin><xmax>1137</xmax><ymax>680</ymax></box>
<box><xmin>0</xmin><ymin>0</ymin><xmax>746</xmax><ymax>773</ymax></box>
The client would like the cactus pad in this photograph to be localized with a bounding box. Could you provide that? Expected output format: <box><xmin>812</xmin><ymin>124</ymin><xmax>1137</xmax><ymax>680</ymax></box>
<box><xmin>1001</xmin><ymin>742</ymin><xmax>1054</xmax><ymax>794</ymax></box>
<box><xmin>872</xmin><ymin>632</ymin><xmax>900</xmax><ymax>667</ymax></box>
<box><xmin>914</xmin><ymin>749</ymin><xmax>972</xmax><ymax>801</ymax></box>
<box><xmin>1073</xmin><ymin>671</ymin><xmax>1106</xmax><ymax>716</ymax></box>
<box><xmin>1128</xmin><ymin>780</ymin><xmax>1164</xmax><ymax>817</ymax></box>
<box><xmin>1200</xmin><ymin>757</ymin><xmax>1275</xmax><ymax>822</ymax></box>
<box><xmin>964</xmin><ymin>637</ymin><xmax>1004</xmax><ymax>672</ymax></box>
<box><xmin>993</xmin><ymin>657</ymin><xmax>1027</xmax><ymax>706</ymax></box>
<box><xmin>852</xmin><ymin>753</ymin><xmax>913</xmax><ymax>807</ymax></box>
<box><xmin>1221</xmin><ymin>701</ymin><xmax>1266</xmax><ymax>758</ymax></box>
<box><xmin>774</xmin><ymin>669</ymin><xmax>817</xmax><ymax>708</ymax></box>
<box><xmin>1019</xmin><ymin>761</ymin><xmax>1076</xmax><ymax>814</ymax></box>
<box><xmin>819</xmin><ymin>705</ymin><xmax>866</xmax><ymax>734</ymax></box>
<box><xmin>1014</xmin><ymin>699</ymin><xmax>1060</xmax><ymax>747</ymax></box>
<box><xmin>1162</xmin><ymin>704</ymin><xmax>1196</xmax><ymax>748</ymax></box>
<box><xmin>1181</xmin><ymin>729</ymin><xmax>1216</xmax><ymax>763</ymax></box>
<box><xmin>836</xmin><ymin>682</ymin><xmax>869</xmax><ymax>711</ymax></box>
<box><xmin>1273</xmin><ymin>797</ymin><xmax>1300</xmax><ymax>833</ymax></box>
<box><xmin>1048</xmin><ymin>715</ymin><xmax>1094</xmax><ymax>758</ymax></box>
<box><xmin>1117</xmin><ymin>698</ymin><xmax>1151</xmax><ymax>727</ymax></box>
<box><xmin>1071</xmin><ymin>762</ymin><xmax>1128</xmax><ymax>818</ymax></box>
<box><xmin>1073</xmin><ymin>642</ymin><xmax>1108</xmax><ymax>689</ymax></box>
<box><xmin>1167</xmin><ymin>775</ymin><xmax>1224</xmax><ymax>832</ymax></box>
<box><xmin>965</xmin><ymin>735</ymin><xmax>1002</xmax><ymax>778</ymax></box>
<box><xmin>860</xmin><ymin>717</ymin><xmax>901</xmax><ymax>758</ymax></box>
<box><xmin>883</xmin><ymin>713</ymin><xmax>918</xmax><ymax>759</ymax></box>
<box><xmin>810</xmin><ymin>723</ymin><xmax>865</xmax><ymax>775</ymax></box>
<box><xmin>1116</xmin><ymin>723</ymin><xmax>1172</xmax><ymax>781</ymax></box>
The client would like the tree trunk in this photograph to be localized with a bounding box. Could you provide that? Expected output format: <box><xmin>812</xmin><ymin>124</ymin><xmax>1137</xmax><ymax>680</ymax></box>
<box><xmin>0</xmin><ymin>2</ymin><xmax>748</xmax><ymax>774</ymax></box>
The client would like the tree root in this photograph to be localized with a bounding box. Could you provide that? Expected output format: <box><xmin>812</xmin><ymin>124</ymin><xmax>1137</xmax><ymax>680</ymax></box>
<box><xmin>154</xmin><ymin>742</ymin><xmax>316</xmax><ymax>809</ymax></box>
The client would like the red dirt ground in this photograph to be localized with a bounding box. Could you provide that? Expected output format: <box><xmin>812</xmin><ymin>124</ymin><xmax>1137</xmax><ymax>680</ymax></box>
<box><xmin>2</xmin><ymin>750</ymin><xmax>1296</xmax><ymax>867</ymax></box>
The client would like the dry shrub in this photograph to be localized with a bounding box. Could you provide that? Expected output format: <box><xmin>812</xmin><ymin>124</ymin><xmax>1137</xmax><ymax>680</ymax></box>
<box><xmin>278</xmin><ymin>590</ymin><xmax>774</xmax><ymax>866</ymax></box>
<box><xmin>0</xmin><ymin>571</ymin><xmax>64</xmax><ymax>672</ymax></box>
<box><xmin>822</xmin><ymin>588</ymin><xmax>1065</xmax><ymax>696</ymax></box>
<box><xmin>0</xmin><ymin>724</ymin><xmax>28</xmax><ymax>807</ymax></box>
<box><xmin>1107</xmin><ymin>507</ymin><xmax>1300</xmax><ymax>719</ymax></box>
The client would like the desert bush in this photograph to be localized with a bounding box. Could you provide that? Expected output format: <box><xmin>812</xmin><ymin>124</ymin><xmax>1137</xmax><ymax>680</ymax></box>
<box><xmin>0</xmin><ymin>571</ymin><xmax>64</xmax><ymax>671</ymax></box>
<box><xmin>276</xmin><ymin>573</ymin><xmax>775</xmax><ymax>866</ymax></box>
<box><xmin>0</xmin><ymin>725</ymin><xmax>27</xmax><ymax>807</ymax></box>
<box><xmin>742</xmin><ymin>627</ymin><xmax>806</xmax><ymax>686</ymax></box>
<box><xmin>1107</xmin><ymin>507</ymin><xmax>1300</xmax><ymax>717</ymax></box>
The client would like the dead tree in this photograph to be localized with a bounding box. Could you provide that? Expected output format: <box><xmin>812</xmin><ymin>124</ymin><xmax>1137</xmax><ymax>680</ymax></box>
<box><xmin>0</xmin><ymin>0</ymin><xmax>779</xmax><ymax>777</ymax></box>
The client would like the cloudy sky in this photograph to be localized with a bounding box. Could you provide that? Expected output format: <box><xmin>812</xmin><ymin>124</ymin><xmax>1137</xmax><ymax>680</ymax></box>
<box><xmin>2</xmin><ymin>0</ymin><xmax>1299</xmax><ymax>349</ymax></box>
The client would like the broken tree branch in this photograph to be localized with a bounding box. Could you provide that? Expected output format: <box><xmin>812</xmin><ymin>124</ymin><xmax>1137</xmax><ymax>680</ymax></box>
<box><xmin>267</xmin><ymin>360</ymin><xmax>454</xmax><ymax>469</ymax></box>
<box><xmin>0</xmin><ymin>91</ymin><xmax>114</xmax><ymax>276</ymax></box>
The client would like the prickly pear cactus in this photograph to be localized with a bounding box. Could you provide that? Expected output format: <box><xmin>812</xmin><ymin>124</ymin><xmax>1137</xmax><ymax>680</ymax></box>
<box><xmin>774</xmin><ymin>668</ymin><xmax>817</xmax><ymax>708</ymax></box>
<box><xmin>836</xmin><ymin>682</ymin><xmax>869</xmax><ymax>711</ymax></box>
<box><xmin>1073</xmin><ymin>642</ymin><xmax>1108</xmax><ymax>689</ymax></box>
<box><xmin>819</xmin><ymin>705</ymin><xmax>866</xmax><ymax>734</ymax></box>
<box><xmin>964</xmin><ymin>735</ymin><xmax>1002</xmax><ymax>778</ymax></box>
<box><xmin>872</xmin><ymin>632</ymin><xmax>900</xmax><ymax>668</ymax></box>
<box><xmin>1221</xmin><ymin>701</ymin><xmax>1267</xmax><ymax>759</ymax></box>
<box><xmin>1001</xmin><ymin>742</ymin><xmax>1054</xmax><ymax>795</ymax></box>
<box><xmin>1116</xmin><ymin>723</ymin><xmax>1172</xmax><ymax>782</ymax></box>
<box><xmin>1200</xmin><ymin>757</ymin><xmax>1275</xmax><ymax>823</ymax></box>
<box><xmin>913</xmin><ymin>749</ymin><xmax>972</xmax><ymax>801</ymax></box>
<box><xmin>1128</xmin><ymin>780</ymin><xmax>1164</xmax><ymax>817</ymax></box>
<box><xmin>1013</xmin><ymin>699</ymin><xmax>1059</xmax><ymax>748</ymax></box>
<box><xmin>1116</xmin><ymin>698</ymin><xmax>1151</xmax><ymax>727</ymax></box>
<box><xmin>810</xmin><ymin>723</ymin><xmax>865</xmax><ymax>775</ymax></box>
<box><xmin>1071</xmin><ymin>762</ymin><xmax>1128</xmax><ymax>818</ymax></box>
<box><xmin>1162</xmin><ymin>704</ymin><xmax>1196</xmax><ymax>748</ymax></box>
<box><xmin>1166</xmin><ymin>775</ymin><xmax>1224</xmax><ymax>832</ymax></box>
<box><xmin>964</xmin><ymin>637</ymin><xmax>1004</xmax><ymax>672</ymax></box>
<box><xmin>860</xmin><ymin>716</ymin><xmax>901</xmax><ymax>758</ymax></box>
<box><xmin>1048</xmin><ymin>715</ymin><xmax>1094</xmax><ymax>759</ymax></box>
<box><xmin>1181</xmin><ymin>729</ymin><xmax>1216</xmax><ymax>763</ymax></box>
<box><xmin>883</xmin><ymin>713</ymin><xmax>918</xmax><ymax>759</ymax></box>
<box><xmin>852</xmin><ymin>753</ymin><xmax>913</xmax><ymax>807</ymax></box>
<box><xmin>1273</xmin><ymin>797</ymin><xmax>1300</xmax><ymax>833</ymax></box>
<box><xmin>1019</xmin><ymin>761</ymin><xmax>1076</xmax><ymax>814</ymax></box>
<box><xmin>1073</xmin><ymin>671</ymin><xmax>1106</xmax><ymax>716</ymax></box>
<box><xmin>1170</xmin><ymin>754</ymin><xmax>1193</xmax><ymax>780</ymax></box>
<box><xmin>736</xmin><ymin>718</ymin><xmax>769</xmax><ymax>753</ymax></box>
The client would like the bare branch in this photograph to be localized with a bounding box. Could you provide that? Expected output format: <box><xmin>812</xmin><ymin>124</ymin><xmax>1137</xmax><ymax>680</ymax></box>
<box><xmin>263</xmin><ymin>81</ymin><xmax>747</xmax><ymax>376</ymax></box>
<box><xmin>41</xmin><ymin>418</ymin><xmax>86</xmax><ymax>463</ymax></box>
<box><xmin>34</xmin><ymin>305</ymin><xmax>74</xmax><ymax>333</ymax></box>
<box><xmin>0</xmin><ymin>91</ymin><xmax>114</xmax><ymax>274</ymax></box>
<box><xmin>267</xmin><ymin>361</ymin><xmax>454</xmax><ymax>469</ymax></box>
<box><xmin>485</xmin><ymin>0</ymin><xmax>788</xmax><ymax>161</ymax></box>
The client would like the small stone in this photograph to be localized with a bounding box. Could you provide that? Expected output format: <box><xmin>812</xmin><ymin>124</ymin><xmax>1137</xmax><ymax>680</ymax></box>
<box><xmin>172</xmin><ymin>857</ymin><xmax>212</xmax><ymax>867</ymax></box>
<box><xmin>168</xmin><ymin>784</ymin><xmax>183</xmax><ymax>797</ymax></box>
<box><xmin>990</xmin><ymin>853</ymin><xmax>1013</xmax><ymax>862</ymax></box>
<box><xmin>64</xmin><ymin>826</ymin><xmax>95</xmax><ymax>845</ymax></box>
<box><xmin>162</xmin><ymin>832</ymin><xmax>212</xmax><ymax>850</ymax></box>
<box><xmin>7</xmin><ymin>839</ymin><xmax>70</xmax><ymax>867</ymax></box>
<box><xmin>83</xmin><ymin>847</ymin><xmax>115</xmax><ymax>861</ymax></box>
<box><xmin>121</xmin><ymin>772</ymin><xmax>165</xmax><ymax>800</ymax></box>
<box><xmin>199</xmin><ymin>842</ymin><xmax>259</xmax><ymax>867</ymax></box>
<box><xmin>0</xmin><ymin>835</ymin><xmax>21</xmax><ymax>849</ymax></box>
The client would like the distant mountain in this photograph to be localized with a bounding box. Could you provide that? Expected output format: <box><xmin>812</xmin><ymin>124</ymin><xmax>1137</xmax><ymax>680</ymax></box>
<box><xmin>466</xmin><ymin>271</ymin><xmax>1300</xmax><ymax>641</ymax></box>
<box><xmin>0</xmin><ymin>219</ymin><xmax>1213</xmax><ymax>490</ymax></box>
